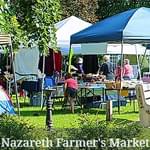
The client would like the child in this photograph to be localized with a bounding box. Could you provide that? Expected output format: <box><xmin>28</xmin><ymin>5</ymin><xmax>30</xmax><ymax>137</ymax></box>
<box><xmin>64</xmin><ymin>73</ymin><xmax>78</xmax><ymax>113</ymax></box>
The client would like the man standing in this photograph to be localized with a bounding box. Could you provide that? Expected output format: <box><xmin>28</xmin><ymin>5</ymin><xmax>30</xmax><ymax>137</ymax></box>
<box><xmin>100</xmin><ymin>55</ymin><xmax>114</xmax><ymax>80</ymax></box>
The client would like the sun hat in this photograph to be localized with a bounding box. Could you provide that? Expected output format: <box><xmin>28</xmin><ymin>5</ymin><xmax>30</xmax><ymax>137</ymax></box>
<box><xmin>78</xmin><ymin>57</ymin><xmax>83</xmax><ymax>63</ymax></box>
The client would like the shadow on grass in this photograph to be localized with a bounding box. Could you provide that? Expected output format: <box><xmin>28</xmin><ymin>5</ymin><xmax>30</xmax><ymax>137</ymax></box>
<box><xmin>53</xmin><ymin>107</ymin><xmax>106</xmax><ymax>115</ymax></box>
<box><xmin>20</xmin><ymin>109</ymin><xmax>46</xmax><ymax>117</ymax></box>
<box><xmin>112</xmin><ymin>109</ymin><xmax>139</xmax><ymax>115</ymax></box>
<box><xmin>19</xmin><ymin>101</ymin><xmax>138</xmax><ymax>117</ymax></box>
<box><xmin>111</xmin><ymin>118</ymin><xmax>135</xmax><ymax>124</ymax></box>
<box><xmin>20</xmin><ymin>106</ymin><xmax>106</xmax><ymax>117</ymax></box>
<box><xmin>119</xmin><ymin>111</ymin><xmax>139</xmax><ymax>114</ymax></box>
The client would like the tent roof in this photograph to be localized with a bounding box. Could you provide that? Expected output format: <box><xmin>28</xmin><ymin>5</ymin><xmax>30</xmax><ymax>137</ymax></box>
<box><xmin>71</xmin><ymin>7</ymin><xmax>150</xmax><ymax>44</ymax></box>
<box><xmin>55</xmin><ymin>16</ymin><xmax>92</xmax><ymax>55</ymax></box>
<box><xmin>56</xmin><ymin>16</ymin><xmax>91</xmax><ymax>45</ymax></box>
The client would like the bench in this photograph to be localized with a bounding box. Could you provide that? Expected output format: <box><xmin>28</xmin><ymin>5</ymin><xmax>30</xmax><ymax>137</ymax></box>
<box><xmin>136</xmin><ymin>83</ymin><xmax>150</xmax><ymax>127</ymax></box>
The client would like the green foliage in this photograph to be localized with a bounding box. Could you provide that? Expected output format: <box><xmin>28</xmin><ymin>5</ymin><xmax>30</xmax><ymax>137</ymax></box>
<box><xmin>10</xmin><ymin>0</ymin><xmax>61</xmax><ymax>54</ymax></box>
<box><xmin>33</xmin><ymin>0</ymin><xmax>61</xmax><ymax>54</ymax></box>
<box><xmin>60</xmin><ymin>0</ymin><xmax>98</xmax><ymax>23</ymax></box>
<box><xmin>141</xmin><ymin>67</ymin><xmax>149</xmax><ymax>77</ymax></box>
<box><xmin>139</xmin><ymin>55</ymin><xmax>149</xmax><ymax>73</ymax></box>
<box><xmin>0</xmin><ymin>0</ymin><xmax>61</xmax><ymax>54</ymax></box>
<box><xmin>97</xmin><ymin>0</ymin><xmax>150</xmax><ymax>20</ymax></box>
<box><xmin>68</xmin><ymin>114</ymin><xmax>142</xmax><ymax>149</ymax></box>
<box><xmin>0</xmin><ymin>112</ymin><xmax>144</xmax><ymax>149</ymax></box>
<box><xmin>124</xmin><ymin>55</ymin><xmax>137</xmax><ymax>64</ymax></box>
<box><xmin>61</xmin><ymin>0</ymin><xmax>150</xmax><ymax>24</ymax></box>
<box><xmin>0</xmin><ymin>115</ymin><xmax>47</xmax><ymax>150</ymax></box>
<box><xmin>1</xmin><ymin>0</ymin><xmax>150</xmax><ymax>53</ymax></box>
<box><xmin>0</xmin><ymin>1</ymin><xmax>27</xmax><ymax>51</ymax></box>
<box><xmin>0</xmin><ymin>115</ymin><xmax>72</xmax><ymax>150</ymax></box>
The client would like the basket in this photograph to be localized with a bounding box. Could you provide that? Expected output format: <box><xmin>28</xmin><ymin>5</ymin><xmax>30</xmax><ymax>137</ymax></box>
<box><xmin>105</xmin><ymin>81</ymin><xmax>115</xmax><ymax>89</ymax></box>
<box><xmin>105</xmin><ymin>81</ymin><xmax>123</xmax><ymax>89</ymax></box>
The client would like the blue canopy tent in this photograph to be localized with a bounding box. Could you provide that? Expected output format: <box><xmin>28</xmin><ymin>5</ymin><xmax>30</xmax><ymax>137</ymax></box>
<box><xmin>70</xmin><ymin>7</ymin><xmax>150</xmax><ymax>79</ymax></box>
<box><xmin>71</xmin><ymin>7</ymin><xmax>150</xmax><ymax>44</ymax></box>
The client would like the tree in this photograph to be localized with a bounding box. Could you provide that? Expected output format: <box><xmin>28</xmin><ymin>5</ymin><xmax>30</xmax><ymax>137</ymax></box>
<box><xmin>0</xmin><ymin>0</ymin><xmax>61</xmax><ymax>54</ymax></box>
<box><xmin>60</xmin><ymin>0</ymin><xmax>98</xmax><ymax>23</ymax></box>
<box><xmin>96</xmin><ymin>0</ymin><xmax>150</xmax><ymax>20</ymax></box>
<box><xmin>0</xmin><ymin>0</ymin><xmax>26</xmax><ymax>50</ymax></box>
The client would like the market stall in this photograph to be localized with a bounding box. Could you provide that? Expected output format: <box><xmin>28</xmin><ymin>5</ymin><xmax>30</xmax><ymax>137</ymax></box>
<box><xmin>70</xmin><ymin>7</ymin><xmax>150</xmax><ymax>113</ymax></box>
<box><xmin>70</xmin><ymin>7</ymin><xmax>150</xmax><ymax>80</ymax></box>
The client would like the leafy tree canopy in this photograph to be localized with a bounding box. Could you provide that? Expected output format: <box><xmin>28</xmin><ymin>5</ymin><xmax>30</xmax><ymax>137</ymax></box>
<box><xmin>0</xmin><ymin>0</ymin><xmax>61</xmax><ymax>54</ymax></box>
<box><xmin>97</xmin><ymin>0</ymin><xmax>150</xmax><ymax>20</ymax></box>
<box><xmin>60</xmin><ymin>0</ymin><xmax>150</xmax><ymax>24</ymax></box>
<box><xmin>60</xmin><ymin>0</ymin><xmax>98</xmax><ymax>23</ymax></box>
<box><xmin>0</xmin><ymin>0</ymin><xmax>26</xmax><ymax>51</ymax></box>
<box><xmin>1</xmin><ymin>0</ymin><xmax>150</xmax><ymax>53</ymax></box>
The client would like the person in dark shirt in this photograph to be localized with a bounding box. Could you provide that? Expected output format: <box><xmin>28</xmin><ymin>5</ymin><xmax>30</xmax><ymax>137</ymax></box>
<box><xmin>100</xmin><ymin>55</ymin><xmax>114</xmax><ymax>80</ymax></box>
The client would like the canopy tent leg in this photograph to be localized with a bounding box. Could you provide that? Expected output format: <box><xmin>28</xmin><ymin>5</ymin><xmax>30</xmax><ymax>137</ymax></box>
<box><xmin>41</xmin><ymin>54</ymin><xmax>46</xmax><ymax>109</ymax></box>
<box><xmin>6</xmin><ymin>55</ymin><xmax>9</xmax><ymax>93</ymax></box>
<box><xmin>9</xmin><ymin>40</ymin><xmax>20</xmax><ymax>116</ymax></box>
<box><xmin>149</xmin><ymin>51</ymin><xmax>150</xmax><ymax>73</ymax></box>
<box><xmin>118</xmin><ymin>40</ymin><xmax>124</xmax><ymax>114</ymax></box>
<box><xmin>135</xmin><ymin>44</ymin><xmax>142</xmax><ymax>80</ymax></box>
<box><xmin>120</xmin><ymin>40</ymin><xmax>124</xmax><ymax>84</ymax></box>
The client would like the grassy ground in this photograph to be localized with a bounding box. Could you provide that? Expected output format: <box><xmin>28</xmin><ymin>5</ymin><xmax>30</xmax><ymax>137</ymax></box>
<box><xmin>11</xmin><ymin>96</ymin><xmax>150</xmax><ymax>146</ymax></box>
<box><xmin>13</xmin><ymin>96</ymin><xmax>139</xmax><ymax>128</ymax></box>
<box><xmin>19</xmin><ymin>106</ymin><xmax>139</xmax><ymax>128</ymax></box>
<box><xmin>12</xmin><ymin>96</ymin><xmax>150</xmax><ymax>142</ymax></box>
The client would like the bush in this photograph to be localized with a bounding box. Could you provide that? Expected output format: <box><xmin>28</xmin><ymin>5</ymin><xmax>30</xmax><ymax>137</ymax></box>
<box><xmin>0</xmin><ymin>114</ymin><xmax>143</xmax><ymax>150</ymax></box>
<box><xmin>0</xmin><ymin>115</ymin><xmax>47</xmax><ymax>150</ymax></box>
<box><xmin>0</xmin><ymin>115</ymin><xmax>72</xmax><ymax>150</ymax></box>
<box><xmin>68</xmin><ymin>114</ymin><xmax>142</xmax><ymax>150</ymax></box>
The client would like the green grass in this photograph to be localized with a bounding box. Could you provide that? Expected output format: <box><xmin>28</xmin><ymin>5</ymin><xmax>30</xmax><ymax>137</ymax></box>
<box><xmin>13</xmin><ymin>97</ymin><xmax>139</xmax><ymax>128</ymax></box>
<box><xmin>12</xmin><ymin>97</ymin><xmax>150</xmax><ymax>141</ymax></box>
<box><xmin>11</xmin><ymin>96</ymin><xmax>150</xmax><ymax>143</ymax></box>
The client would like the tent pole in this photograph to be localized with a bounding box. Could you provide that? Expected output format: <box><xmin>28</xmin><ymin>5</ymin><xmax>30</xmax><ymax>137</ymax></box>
<box><xmin>135</xmin><ymin>44</ymin><xmax>141</xmax><ymax>80</ymax></box>
<box><xmin>68</xmin><ymin>44</ymin><xmax>72</xmax><ymax>73</ymax></box>
<box><xmin>120</xmin><ymin>40</ymin><xmax>124</xmax><ymax>84</ymax></box>
<box><xmin>149</xmin><ymin>50</ymin><xmax>150</xmax><ymax>73</ymax></box>
<box><xmin>118</xmin><ymin>40</ymin><xmax>124</xmax><ymax>114</ymax></box>
<box><xmin>9</xmin><ymin>38</ymin><xmax>20</xmax><ymax>116</ymax></box>
<box><xmin>41</xmin><ymin>53</ymin><xmax>46</xmax><ymax>108</ymax></box>
<box><xmin>140</xmin><ymin>49</ymin><xmax>147</xmax><ymax>69</ymax></box>
<box><xmin>6</xmin><ymin>55</ymin><xmax>9</xmax><ymax>93</ymax></box>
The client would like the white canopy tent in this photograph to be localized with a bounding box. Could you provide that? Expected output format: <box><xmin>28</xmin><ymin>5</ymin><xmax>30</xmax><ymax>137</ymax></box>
<box><xmin>55</xmin><ymin>16</ymin><xmax>90</xmax><ymax>55</ymax></box>
<box><xmin>55</xmin><ymin>16</ymin><xmax>107</xmax><ymax>55</ymax></box>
